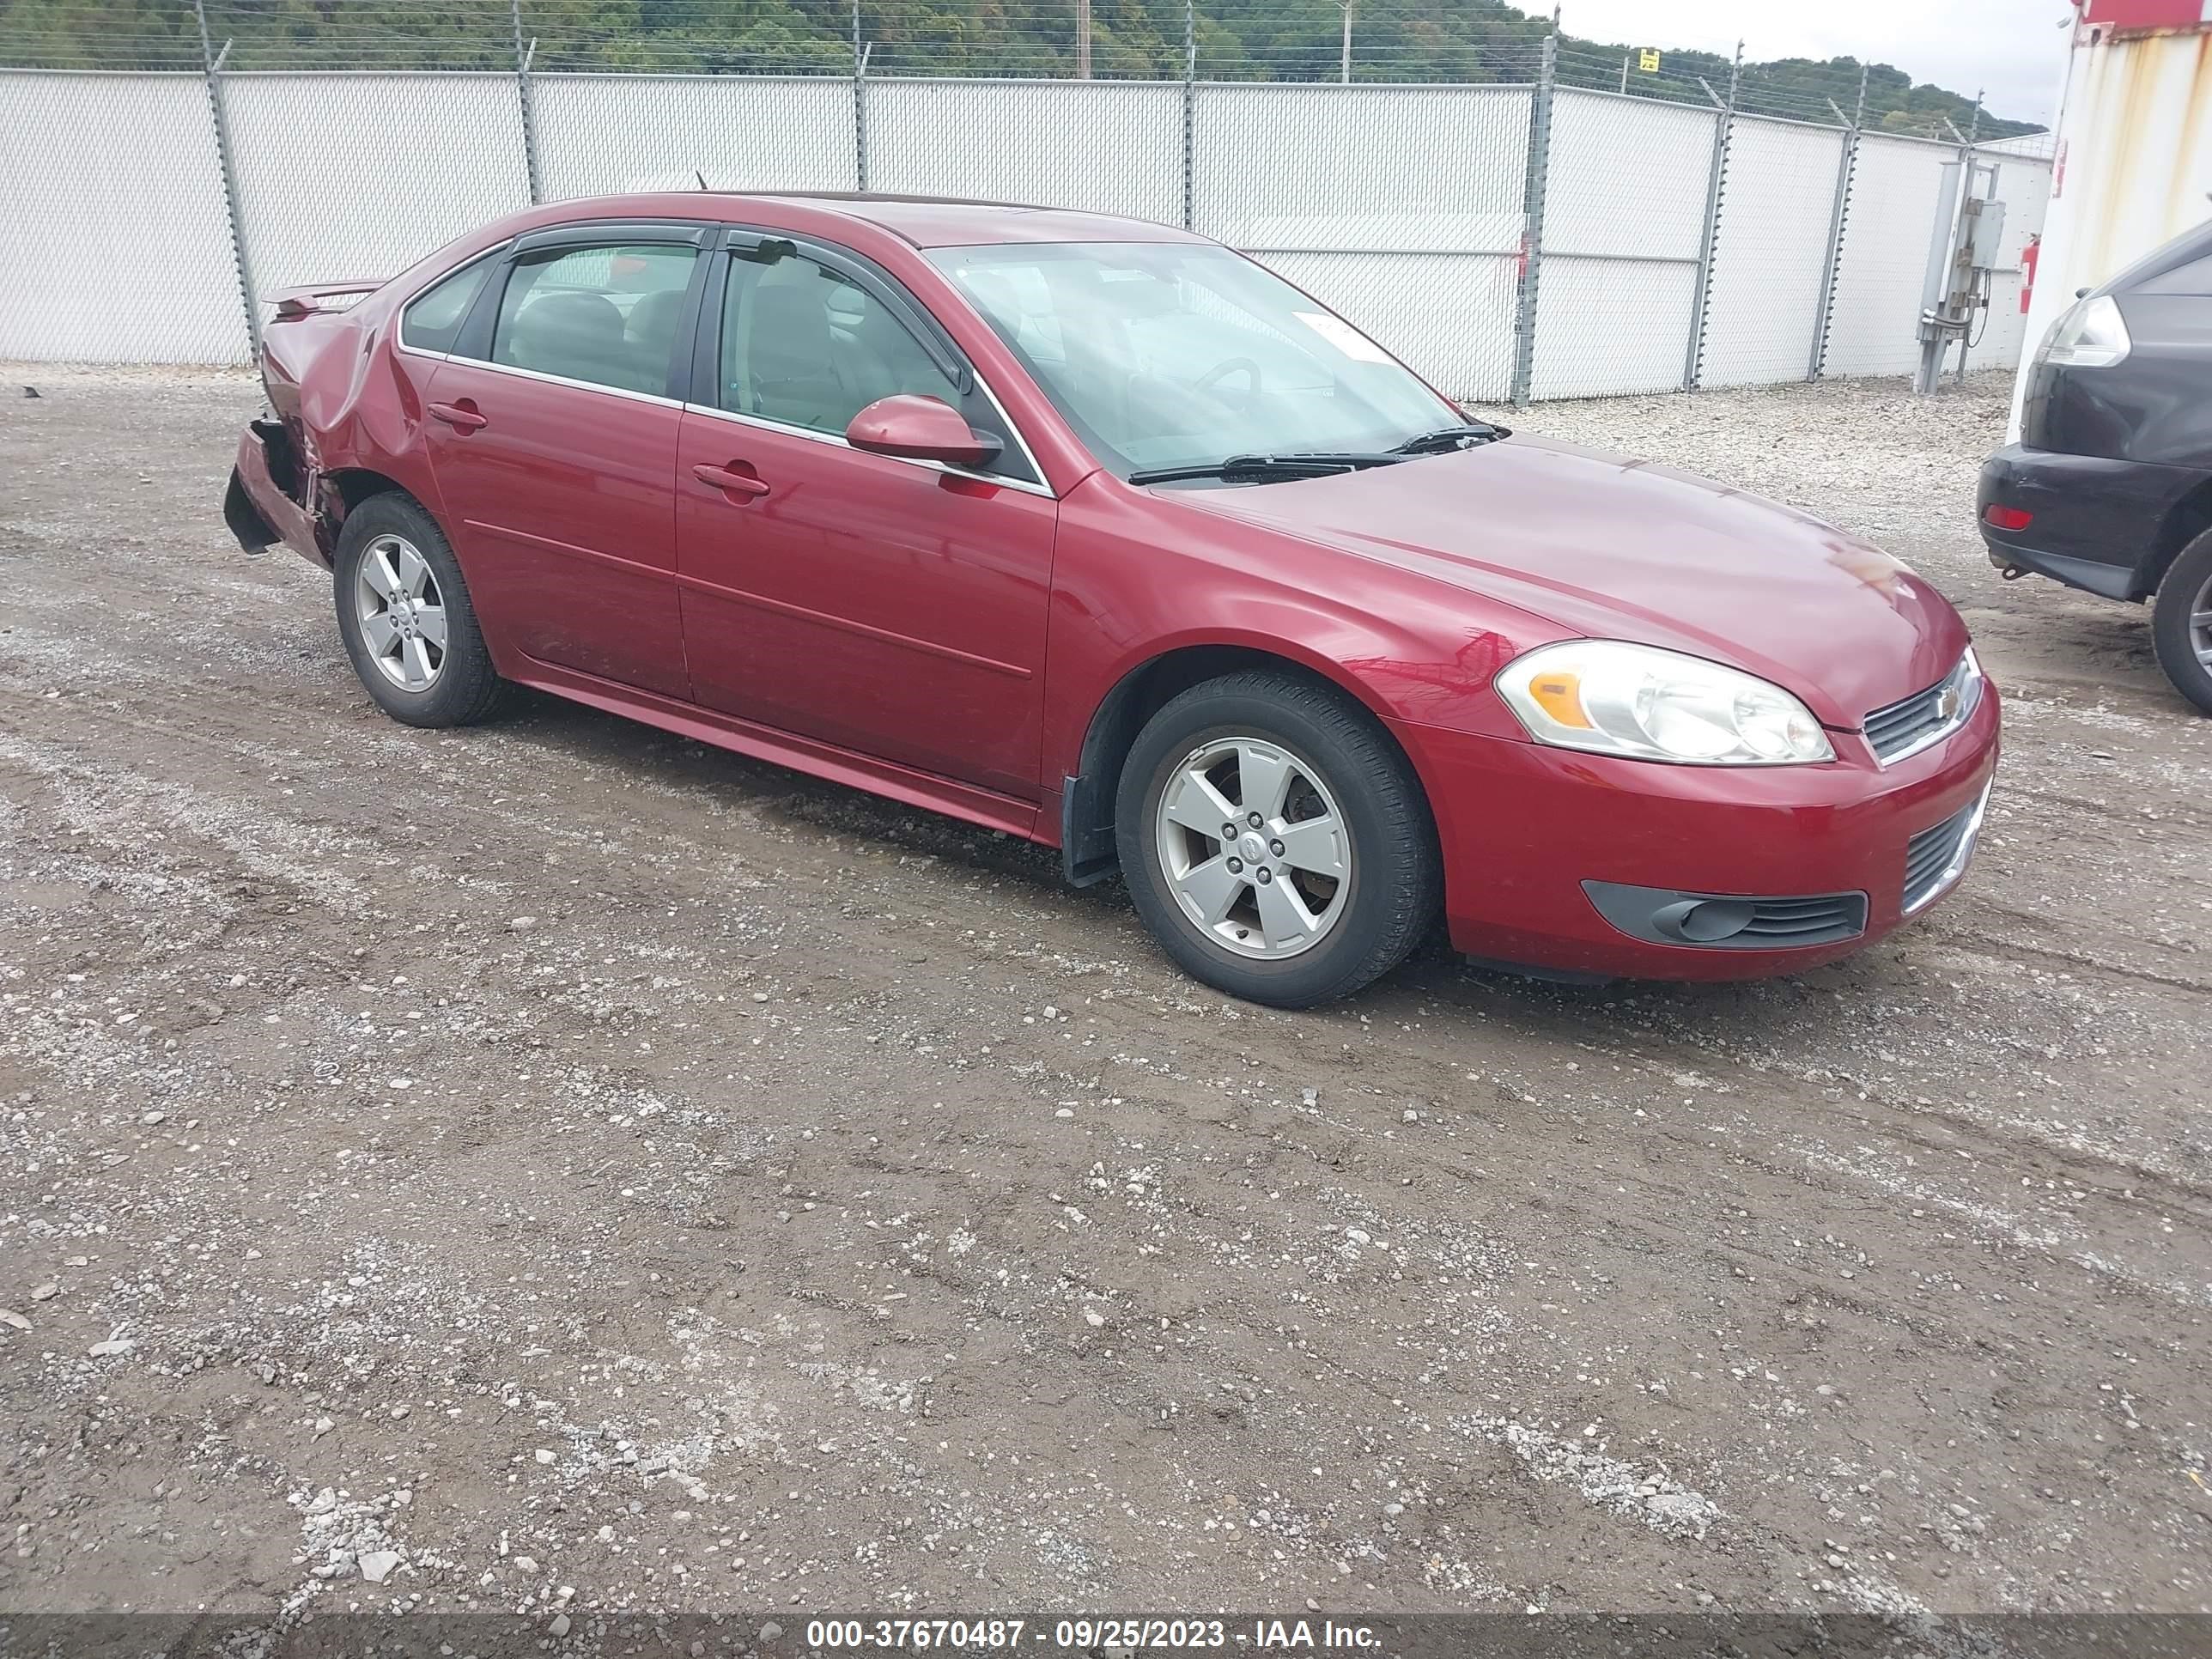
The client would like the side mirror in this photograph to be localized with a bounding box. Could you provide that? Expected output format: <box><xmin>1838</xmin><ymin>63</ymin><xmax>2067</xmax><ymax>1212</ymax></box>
<box><xmin>845</xmin><ymin>395</ymin><xmax>1001</xmax><ymax>469</ymax></box>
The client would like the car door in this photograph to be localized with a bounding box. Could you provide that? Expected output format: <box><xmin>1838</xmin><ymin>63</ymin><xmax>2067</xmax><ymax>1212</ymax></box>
<box><xmin>672</xmin><ymin>233</ymin><xmax>1057</xmax><ymax>800</ymax></box>
<box><xmin>420</xmin><ymin>222</ymin><xmax>708</xmax><ymax>702</ymax></box>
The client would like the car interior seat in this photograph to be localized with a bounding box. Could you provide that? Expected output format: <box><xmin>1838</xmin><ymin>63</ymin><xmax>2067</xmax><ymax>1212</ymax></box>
<box><xmin>506</xmin><ymin>289</ymin><xmax>635</xmax><ymax>391</ymax></box>
<box><xmin>622</xmin><ymin>288</ymin><xmax>690</xmax><ymax>391</ymax></box>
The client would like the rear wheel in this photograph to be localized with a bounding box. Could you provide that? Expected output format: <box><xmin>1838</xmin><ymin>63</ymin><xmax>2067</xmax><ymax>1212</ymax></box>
<box><xmin>2151</xmin><ymin>528</ymin><xmax>2212</xmax><ymax>716</ymax></box>
<box><xmin>332</xmin><ymin>493</ymin><xmax>504</xmax><ymax>728</ymax></box>
<box><xmin>1114</xmin><ymin>671</ymin><xmax>1439</xmax><ymax>1007</ymax></box>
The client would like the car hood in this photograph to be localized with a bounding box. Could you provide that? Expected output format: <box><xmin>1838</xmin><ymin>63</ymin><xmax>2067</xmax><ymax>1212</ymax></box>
<box><xmin>1169</xmin><ymin>434</ymin><xmax>1970</xmax><ymax>729</ymax></box>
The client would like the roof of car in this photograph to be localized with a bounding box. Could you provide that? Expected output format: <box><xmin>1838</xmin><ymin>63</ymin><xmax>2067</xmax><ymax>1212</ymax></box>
<box><xmin>702</xmin><ymin>191</ymin><xmax>1206</xmax><ymax>249</ymax></box>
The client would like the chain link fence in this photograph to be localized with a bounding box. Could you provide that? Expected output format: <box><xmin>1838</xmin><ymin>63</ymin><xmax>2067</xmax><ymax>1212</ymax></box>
<box><xmin>1530</xmin><ymin>88</ymin><xmax>1715</xmax><ymax>399</ymax></box>
<box><xmin>0</xmin><ymin>31</ymin><xmax>2053</xmax><ymax>401</ymax></box>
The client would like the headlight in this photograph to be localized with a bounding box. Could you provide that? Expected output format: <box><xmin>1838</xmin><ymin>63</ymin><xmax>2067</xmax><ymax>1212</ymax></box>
<box><xmin>2036</xmin><ymin>294</ymin><xmax>2130</xmax><ymax>368</ymax></box>
<box><xmin>1497</xmin><ymin>641</ymin><xmax>1834</xmax><ymax>766</ymax></box>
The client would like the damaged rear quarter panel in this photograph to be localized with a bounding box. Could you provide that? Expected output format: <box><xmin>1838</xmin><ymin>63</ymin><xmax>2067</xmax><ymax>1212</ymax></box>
<box><xmin>264</xmin><ymin>306</ymin><xmax>447</xmax><ymax>551</ymax></box>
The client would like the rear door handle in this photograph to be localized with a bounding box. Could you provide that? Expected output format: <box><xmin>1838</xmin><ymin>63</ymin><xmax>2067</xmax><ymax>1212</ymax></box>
<box><xmin>428</xmin><ymin>401</ymin><xmax>487</xmax><ymax>433</ymax></box>
<box><xmin>693</xmin><ymin>462</ymin><xmax>770</xmax><ymax>501</ymax></box>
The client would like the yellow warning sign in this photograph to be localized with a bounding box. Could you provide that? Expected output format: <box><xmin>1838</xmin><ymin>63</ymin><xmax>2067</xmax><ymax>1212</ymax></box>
<box><xmin>1638</xmin><ymin>48</ymin><xmax>1661</xmax><ymax>72</ymax></box>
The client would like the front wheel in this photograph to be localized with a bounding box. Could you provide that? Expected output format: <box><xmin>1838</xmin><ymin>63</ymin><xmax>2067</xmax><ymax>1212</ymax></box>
<box><xmin>1114</xmin><ymin>671</ymin><xmax>1439</xmax><ymax>1007</ymax></box>
<box><xmin>2151</xmin><ymin>528</ymin><xmax>2212</xmax><ymax>716</ymax></box>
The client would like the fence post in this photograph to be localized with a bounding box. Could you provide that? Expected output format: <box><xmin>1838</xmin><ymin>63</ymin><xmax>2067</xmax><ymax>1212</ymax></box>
<box><xmin>511</xmin><ymin>0</ymin><xmax>543</xmax><ymax>204</ymax></box>
<box><xmin>194</xmin><ymin>0</ymin><xmax>259</xmax><ymax>362</ymax></box>
<box><xmin>1509</xmin><ymin>33</ymin><xmax>1556</xmax><ymax>408</ymax></box>
<box><xmin>852</xmin><ymin>0</ymin><xmax>869</xmax><ymax>191</ymax></box>
<box><xmin>1680</xmin><ymin>41</ymin><xmax>1741</xmax><ymax>392</ymax></box>
<box><xmin>1181</xmin><ymin>0</ymin><xmax>1196</xmax><ymax>231</ymax></box>
<box><xmin>1806</xmin><ymin>64</ymin><xmax>1867</xmax><ymax>380</ymax></box>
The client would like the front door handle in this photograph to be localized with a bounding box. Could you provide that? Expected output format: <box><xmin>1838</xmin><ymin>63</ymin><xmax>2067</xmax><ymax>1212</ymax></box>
<box><xmin>693</xmin><ymin>462</ymin><xmax>770</xmax><ymax>501</ymax></box>
<box><xmin>428</xmin><ymin>400</ymin><xmax>487</xmax><ymax>433</ymax></box>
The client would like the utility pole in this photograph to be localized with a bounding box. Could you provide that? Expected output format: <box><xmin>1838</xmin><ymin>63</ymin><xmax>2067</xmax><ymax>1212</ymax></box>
<box><xmin>1076</xmin><ymin>0</ymin><xmax>1091</xmax><ymax>79</ymax></box>
<box><xmin>1339</xmin><ymin>1</ymin><xmax>1353</xmax><ymax>84</ymax></box>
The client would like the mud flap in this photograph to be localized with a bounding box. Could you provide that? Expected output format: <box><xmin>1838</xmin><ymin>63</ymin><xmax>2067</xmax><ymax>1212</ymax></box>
<box><xmin>1060</xmin><ymin>772</ymin><xmax>1119</xmax><ymax>888</ymax></box>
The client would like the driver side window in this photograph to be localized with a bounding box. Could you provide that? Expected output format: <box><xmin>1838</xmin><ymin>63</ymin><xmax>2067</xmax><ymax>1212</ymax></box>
<box><xmin>716</xmin><ymin>246</ymin><xmax>1030</xmax><ymax>481</ymax></box>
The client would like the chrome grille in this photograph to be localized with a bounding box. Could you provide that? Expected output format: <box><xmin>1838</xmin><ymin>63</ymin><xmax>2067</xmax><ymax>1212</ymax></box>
<box><xmin>1903</xmin><ymin>784</ymin><xmax>1991</xmax><ymax>914</ymax></box>
<box><xmin>1863</xmin><ymin>651</ymin><xmax>1980</xmax><ymax>765</ymax></box>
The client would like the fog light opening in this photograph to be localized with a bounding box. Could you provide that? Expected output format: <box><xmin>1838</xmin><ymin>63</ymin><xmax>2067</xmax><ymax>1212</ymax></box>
<box><xmin>1654</xmin><ymin>897</ymin><xmax>1756</xmax><ymax>944</ymax></box>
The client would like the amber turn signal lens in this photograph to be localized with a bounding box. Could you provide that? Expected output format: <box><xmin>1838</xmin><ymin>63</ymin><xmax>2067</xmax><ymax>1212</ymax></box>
<box><xmin>1528</xmin><ymin>672</ymin><xmax>1594</xmax><ymax>728</ymax></box>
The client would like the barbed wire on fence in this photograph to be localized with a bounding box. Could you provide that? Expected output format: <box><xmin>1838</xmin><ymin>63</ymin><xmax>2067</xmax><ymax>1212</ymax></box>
<box><xmin>0</xmin><ymin>0</ymin><xmax>2041</xmax><ymax>143</ymax></box>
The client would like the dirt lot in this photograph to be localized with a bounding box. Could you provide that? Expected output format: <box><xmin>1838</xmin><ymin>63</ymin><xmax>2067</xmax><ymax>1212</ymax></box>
<box><xmin>1</xmin><ymin>365</ymin><xmax>2207</xmax><ymax>1634</ymax></box>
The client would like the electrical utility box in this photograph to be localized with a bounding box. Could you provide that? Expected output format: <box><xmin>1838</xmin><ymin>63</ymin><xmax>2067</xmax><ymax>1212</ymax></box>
<box><xmin>1915</xmin><ymin>159</ymin><xmax>2006</xmax><ymax>393</ymax></box>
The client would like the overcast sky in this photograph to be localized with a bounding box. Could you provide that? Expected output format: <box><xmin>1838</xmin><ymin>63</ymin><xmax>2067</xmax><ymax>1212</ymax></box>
<box><xmin>1556</xmin><ymin>0</ymin><xmax>2076</xmax><ymax>125</ymax></box>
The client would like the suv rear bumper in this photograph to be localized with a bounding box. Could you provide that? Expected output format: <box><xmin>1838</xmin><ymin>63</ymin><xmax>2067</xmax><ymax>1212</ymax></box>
<box><xmin>1978</xmin><ymin>443</ymin><xmax>2205</xmax><ymax>602</ymax></box>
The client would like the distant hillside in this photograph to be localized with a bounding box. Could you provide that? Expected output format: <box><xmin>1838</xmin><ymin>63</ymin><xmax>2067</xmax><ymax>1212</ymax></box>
<box><xmin>0</xmin><ymin>0</ymin><xmax>2039</xmax><ymax>139</ymax></box>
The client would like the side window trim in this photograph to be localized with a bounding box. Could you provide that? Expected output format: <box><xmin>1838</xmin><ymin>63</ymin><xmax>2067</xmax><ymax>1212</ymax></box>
<box><xmin>514</xmin><ymin>219</ymin><xmax>714</xmax><ymax>255</ymax></box>
<box><xmin>693</xmin><ymin>227</ymin><xmax>1048</xmax><ymax>490</ymax></box>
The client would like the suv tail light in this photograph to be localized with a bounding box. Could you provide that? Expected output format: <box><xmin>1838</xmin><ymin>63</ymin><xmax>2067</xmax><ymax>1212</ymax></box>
<box><xmin>2035</xmin><ymin>294</ymin><xmax>2131</xmax><ymax>368</ymax></box>
<box><xmin>1983</xmin><ymin>504</ymin><xmax>2033</xmax><ymax>532</ymax></box>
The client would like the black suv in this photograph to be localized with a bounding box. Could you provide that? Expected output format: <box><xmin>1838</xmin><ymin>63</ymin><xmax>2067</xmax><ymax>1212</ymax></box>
<box><xmin>1979</xmin><ymin>216</ymin><xmax>2212</xmax><ymax>713</ymax></box>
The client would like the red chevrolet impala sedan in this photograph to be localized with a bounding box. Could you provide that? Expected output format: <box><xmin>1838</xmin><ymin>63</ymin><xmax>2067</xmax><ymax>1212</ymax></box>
<box><xmin>225</xmin><ymin>192</ymin><xmax>1998</xmax><ymax>1006</ymax></box>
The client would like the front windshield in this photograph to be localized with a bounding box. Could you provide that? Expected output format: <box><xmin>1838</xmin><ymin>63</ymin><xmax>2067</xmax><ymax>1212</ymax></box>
<box><xmin>927</xmin><ymin>240</ymin><xmax>1461</xmax><ymax>479</ymax></box>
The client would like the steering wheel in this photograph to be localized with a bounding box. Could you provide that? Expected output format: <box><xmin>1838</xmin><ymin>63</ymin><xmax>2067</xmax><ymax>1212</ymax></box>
<box><xmin>1195</xmin><ymin>356</ymin><xmax>1263</xmax><ymax>402</ymax></box>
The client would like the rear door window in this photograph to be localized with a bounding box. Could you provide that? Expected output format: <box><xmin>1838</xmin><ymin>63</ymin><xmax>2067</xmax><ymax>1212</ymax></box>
<box><xmin>399</xmin><ymin>254</ymin><xmax>495</xmax><ymax>353</ymax></box>
<box><xmin>489</xmin><ymin>243</ymin><xmax>698</xmax><ymax>397</ymax></box>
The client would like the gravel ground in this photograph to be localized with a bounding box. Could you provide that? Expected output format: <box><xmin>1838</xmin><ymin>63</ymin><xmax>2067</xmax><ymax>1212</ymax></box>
<box><xmin>1</xmin><ymin>365</ymin><xmax>2208</xmax><ymax>1636</ymax></box>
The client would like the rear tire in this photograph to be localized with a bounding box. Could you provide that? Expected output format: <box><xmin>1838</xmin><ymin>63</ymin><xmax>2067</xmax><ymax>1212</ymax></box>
<box><xmin>1114</xmin><ymin>671</ymin><xmax>1439</xmax><ymax>1007</ymax></box>
<box><xmin>2151</xmin><ymin>529</ymin><xmax>2212</xmax><ymax>716</ymax></box>
<box><xmin>332</xmin><ymin>493</ymin><xmax>505</xmax><ymax>728</ymax></box>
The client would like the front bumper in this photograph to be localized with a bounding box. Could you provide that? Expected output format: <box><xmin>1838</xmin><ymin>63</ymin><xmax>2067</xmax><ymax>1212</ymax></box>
<box><xmin>1977</xmin><ymin>443</ymin><xmax>2203</xmax><ymax>603</ymax></box>
<box><xmin>1390</xmin><ymin>684</ymin><xmax>2001</xmax><ymax>981</ymax></box>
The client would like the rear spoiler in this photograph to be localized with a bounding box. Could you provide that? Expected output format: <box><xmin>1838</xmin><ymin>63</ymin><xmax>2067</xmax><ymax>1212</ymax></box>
<box><xmin>269</xmin><ymin>279</ymin><xmax>386</xmax><ymax>321</ymax></box>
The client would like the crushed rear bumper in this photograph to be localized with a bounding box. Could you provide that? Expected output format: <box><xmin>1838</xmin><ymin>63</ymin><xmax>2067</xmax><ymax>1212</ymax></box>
<box><xmin>227</xmin><ymin>418</ymin><xmax>325</xmax><ymax>566</ymax></box>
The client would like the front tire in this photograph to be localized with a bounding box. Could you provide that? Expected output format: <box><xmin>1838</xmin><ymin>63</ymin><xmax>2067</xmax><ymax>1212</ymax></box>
<box><xmin>332</xmin><ymin>493</ymin><xmax>504</xmax><ymax>728</ymax></box>
<box><xmin>1114</xmin><ymin>671</ymin><xmax>1439</xmax><ymax>1007</ymax></box>
<box><xmin>2151</xmin><ymin>528</ymin><xmax>2212</xmax><ymax>716</ymax></box>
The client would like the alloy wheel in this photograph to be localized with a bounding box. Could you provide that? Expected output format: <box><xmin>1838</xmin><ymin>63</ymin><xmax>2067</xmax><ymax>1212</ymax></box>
<box><xmin>1152</xmin><ymin>736</ymin><xmax>1352</xmax><ymax>959</ymax></box>
<box><xmin>355</xmin><ymin>534</ymin><xmax>447</xmax><ymax>691</ymax></box>
<box><xmin>2191</xmin><ymin>570</ymin><xmax>2212</xmax><ymax>671</ymax></box>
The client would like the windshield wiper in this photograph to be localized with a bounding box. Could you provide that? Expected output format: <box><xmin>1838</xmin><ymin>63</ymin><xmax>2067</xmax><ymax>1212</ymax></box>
<box><xmin>1127</xmin><ymin>452</ymin><xmax>1407</xmax><ymax>486</ymax></box>
<box><xmin>1389</xmin><ymin>422</ymin><xmax>1509</xmax><ymax>455</ymax></box>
